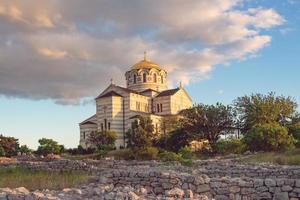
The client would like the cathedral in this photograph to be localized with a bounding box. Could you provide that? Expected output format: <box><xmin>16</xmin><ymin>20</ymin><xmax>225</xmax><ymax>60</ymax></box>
<box><xmin>79</xmin><ymin>53</ymin><xmax>193</xmax><ymax>149</ymax></box>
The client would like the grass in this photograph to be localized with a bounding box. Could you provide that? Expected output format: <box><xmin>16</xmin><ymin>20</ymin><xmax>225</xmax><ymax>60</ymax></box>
<box><xmin>242</xmin><ymin>148</ymin><xmax>300</xmax><ymax>166</ymax></box>
<box><xmin>61</xmin><ymin>153</ymin><xmax>96</xmax><ymax>160</ymax></box>
<box><xmin>0</xmin><ymin>166</ymin><xmax>91</xmax><ymax>190</ymax></box>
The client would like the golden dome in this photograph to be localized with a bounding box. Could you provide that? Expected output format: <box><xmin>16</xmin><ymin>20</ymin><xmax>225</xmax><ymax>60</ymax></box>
<box><xmin>130</xmin><ymin>51</ymin><xmax>163</xmax><ymax>70</ymax></box>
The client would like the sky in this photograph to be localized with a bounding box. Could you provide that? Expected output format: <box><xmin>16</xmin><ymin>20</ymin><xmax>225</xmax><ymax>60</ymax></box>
<box><xmin>0</xmin><ymin>0</ymin><xmax>300</xmax><ymax>149</ymax></box>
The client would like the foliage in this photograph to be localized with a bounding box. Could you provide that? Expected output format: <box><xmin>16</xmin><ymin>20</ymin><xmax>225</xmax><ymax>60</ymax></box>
<box><xmin>212</xmin><ymin>137</ymin><xmax>246</xmax><ymax>155</ymax></box>
<box><xmin>36</xmin><ymin>138</ymin><xmax>62</xmax><ymax>156</ymax></box>
<box><xmin>0</xmin><ymin>135</ymin><xmax>20</xmax><ymax>157</ymax></box>
<box><xmin>178</xmin><ymin>146</ymin><xmax>193</xmax><ymax>159</ymax></box>
<box><xmin>95</xmin><ymin>145</ymin><xmax>115</xmax><ymax>159</ymax></box>
<box><xmin>158</xmin><ymin>151</ymin><xmax>183</xmax><ymax>162</ymax></box>
<box><xmin>135</xmin><ymin>147</ymin><xmax>159</xmax><ymax>160</ymax></box>
<box><xmin>0</xmin><ymin>167</ymin><xmax>90</xmax><ymax>190</ymax></box>
<box><xmin>126</xmin><ymin>116</ymin><xmax>154</xmax><ymax>148</ymax></box>
<box><xmin>0</xmin><ymin>145</ymin><xmax>5</xmax><ymax>156</ymax></box>
<box><xmin>160</xmin><ymin>115</ymin><xmax>182</xmax><ymax>134</ymax></box>
<box><xmin>155</xmin><ymin>128</ymin><xmax>192</xmax><ymax>152</ymax></box>
<box><xmin>88</xmin><ymin>131</ymin><xmax>117</xmax><ymax>150</ymax></box>
<box><xmin>180</xmin><ymin>103</ymin><xmax>235</xmax><ymax>144</ymax></box>
<box><xmin>234</xmin><ymin>92</ymin><xmax>298</xmax><ymax>133</ymax></box>
<box><xmin>243</xmin><ymin>123</ymin><xmax>295</xmax><ymax>152</ymax></box>
<box><xmin>66</xmin><ymin>145</ymin><xmax>95</xmax><ymax>155</ymax></box>
<box><xmin>287</xmin><ymin>117</ymin><xmax>300</xmax><ymax>143</ymax></box>
<box><xmin>19</xmin><ymin>145</ymin><xmax>32</xmax><ymax>154</ymax></box>
<box><xmin>195</xmin><ymin>142</ymin><xmax>213</xmax><ymax>156</ymax></box>
<box><xmin>181</xmin><ymin>159</ymin><xmax>193</xmax><ymax>167</ymax></box>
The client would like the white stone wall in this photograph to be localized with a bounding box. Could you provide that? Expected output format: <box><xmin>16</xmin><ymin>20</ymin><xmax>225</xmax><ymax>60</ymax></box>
<box><xmin>79</xmin><ymin>123</ymin><xmax>97</xmax><ymax>149</ymax></box>
<box><xmin>170</xmin><ymin>89</ymin><xmax>193</xmax><ymax>114</ymax></box>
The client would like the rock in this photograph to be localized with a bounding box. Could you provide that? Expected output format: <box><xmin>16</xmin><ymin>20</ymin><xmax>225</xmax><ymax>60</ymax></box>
<box><xmin>229</xmin><ymin>186</ymin><xmax>240</xmax><ymax>193</ymax></box>
<box><xmin>196</xmin><ymin>184</ymin><xmax>210</xmax><ymax>193</ymax></box>
<box><xmin>273</xmin><ymin>192</ymin><xmax>289</xmax><ymax>200</ymax></box>
<box><xmin>265</xmin><ymin>179</ymin><xmax>276</xmax><ymax>187</ymax></box>
<box><xmin>165</xmin><ymin>188</ymin><xmax>184</xmax><ymax>198</ymax></box>
<box><xmin>281</xmin><ymin>185</ymin><xmax>293</xmax><ymax>192</ymax></box>
<box><xmin>194</xmin><ymin>176</ymin><xmax>205</xmax><ymax>185</ymax></box>
<box><xmin>296</xmin><ymin>180</ymin><xmax>300</xmax><ymax>188</ymax></box>
<box><xmin>128</xmin><ymin>191</ymin><xmax>140</xmax><ymax>200</ymax></box>
<box><xmin>184</xmin><ymin>190</ymin><xmax>193</xmax><ymax>198</ymax></box>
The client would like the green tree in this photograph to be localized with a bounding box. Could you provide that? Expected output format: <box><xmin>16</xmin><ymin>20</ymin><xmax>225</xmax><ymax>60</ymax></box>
<box><xmin>155</xmin><ymin>128</ymin><xmax>192</xmax><ymax>152</ymax></box>
<box><xmin>19</xmin><ymin>145</ymin><xmax>32</xmax><ymax>154</ymax></box>
<box><xmin>88</xmin><ymin>130</ymin><xmax>117</xmax><ymax>150</ymax></box>
<box><xmin>0</xmin><ymin>145</ymin><xmax>5</xmax><ymax>156</ymax></box>
<box><xmin>0</xmin><ymin>135</ymin><xmax>20</xmax><ymax>156</ymax></box>
<box><xmin>234</xmin><ymin>92</ymin><xmax>298</xmax><ymax>133</ymax></box>
<box><xmin>126</xmin><ymin>116</ymin><xmax>154</xmax><ymax>148</ymax></box>
<box><xmin>160</xmin><ymin>115</ymin><xmax>182</xmax><ymax>134</ymax></box>
<box><xmin>180</xmin><ymin>103</ymin><xmax>235</xmax><ymax>144</ymax></box>
<box><xmin>243</xmin><ymin>123</ymin><xmax>295</xmax><ymax>151</ymax></box>
<box><xmin>36</xmin><ymin>138</ymin><xmax>62</xmax><ymax>156</ymax></box>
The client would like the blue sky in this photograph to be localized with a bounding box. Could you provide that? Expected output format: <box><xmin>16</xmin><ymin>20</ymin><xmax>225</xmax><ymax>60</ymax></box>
<box><xmin>0</xmin><ymin>0</ymin><xmax>299</xmax><ymax>148</ymax></box>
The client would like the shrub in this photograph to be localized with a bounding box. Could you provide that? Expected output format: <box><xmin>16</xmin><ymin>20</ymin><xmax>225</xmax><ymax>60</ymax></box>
<box><xmin>95</xmin><ymin>145</ymin><xmax>115</xmax><ymax>159</ymax></box>
<box><xmin>155</xmin><ymin>128</ymin><xmax>192</xmax><ymax>152</ymax></box>
<box><xmin>196</xmin><ymin>142</ymin><xmax>213</xmax><ymax>156</ymax></box>
<box><xmin>88</xmin><ymin>131</ymin><xmax>117</xmax><ymax>150</ymax></box>
<box><xmin>36</xmin><ymin>138</ymin><xmax>62</xmax><ymax>156</ymax></box>
<box><xmin>126</xmin><ymin>116</ymin><xmax>154</xmax><ymax>149</ymax></box>
<box><xmin>181</xmin><ymin>159</ymin><xmax>193</xmax><ymax>167</ymax></box>
<box><xmin>178</xmin><ymin>146</ymin><xmax>193</xmax><ymax>159</ymax></box>
<box><xmin>0</xmin><ymin>135</ymin><xmax>19</xmax><ymax>156</ymax></box>
<box><xmin>243</xmin><ymin>123</ymin><xmax>295</xmax><ymax>152</ymax></box>
<box><xmin>158</xmin><ymin>151</ymin><xmax>183</xmax><ymax>162</ymax></box>
<box><xmin>213</xmin><ymin>138</ymin><xmax>246</xmax><ymax>155</ymax></box>
<box><xmin>135</xmin><ymin>147</ymin><xmax>159</xmax><ymax>160</ymax></box>
<box><xmin>0</xmin><ymin>145</ymin><xmax>5</xmax><ymax>156</ymax></box>
<box><xmin>19</xmin><ymin>145</ymin><xmax>32</xmax><ymax>154</ymax></box>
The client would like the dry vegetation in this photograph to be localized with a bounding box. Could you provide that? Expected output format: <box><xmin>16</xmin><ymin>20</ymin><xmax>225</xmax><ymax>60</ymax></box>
<box><xmin>0</xmin><ymin>167</ymin><xmax>91</xmax><ymax>190</ymax></box>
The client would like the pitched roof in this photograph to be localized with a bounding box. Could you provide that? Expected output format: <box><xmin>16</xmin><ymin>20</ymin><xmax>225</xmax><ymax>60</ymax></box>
<box><xmin>140</xmin><ymin>88</ymin><xmax>158</xmax><ymax>93</ymax></box>
<box><xmin>80</xmin><ymin>114</ymin><xmax>97</xmax><ymax>125</ymax></box>
<box><xmin>156</xmin><ymin>88</ymin><xmax>180</xmax><ymax>97</ymax></box>
<box><xmin>95</xmin><ymin>84</ymin><xmax>140</xmax><ymax>99</ymax></box>
<box><xmin>96</xmin><ymin>91</ymin><xmax>123</xmax><ymax>99</ymax></box>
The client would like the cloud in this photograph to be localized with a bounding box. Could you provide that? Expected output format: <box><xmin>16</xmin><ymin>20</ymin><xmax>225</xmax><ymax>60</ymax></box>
<box><xmin>0</xmin><ymin>0</ymin><xmax>284</xmax><ymax>104</ymax></box>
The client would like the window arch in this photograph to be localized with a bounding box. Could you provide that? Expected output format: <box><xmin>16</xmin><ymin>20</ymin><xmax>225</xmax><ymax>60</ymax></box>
<box><xmin>133</xmin><ymin>74</ymin><xmax>137</xmax><ymax>84</ymax></box>
<box><xmin>153</xmin><ymin>73</ymin><xmax>157</xmax><ymax>83</ymax></box>
<box><xmin>143</xmin><ymin>73</ymin><xmax>147</xmax><ymax>82</ymax></box>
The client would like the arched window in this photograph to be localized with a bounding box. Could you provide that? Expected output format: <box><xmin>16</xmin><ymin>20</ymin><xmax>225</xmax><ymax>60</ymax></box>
<box><xmin>133</xmin><ymin>74</ymin><xmax>137</xmax><ymax>84</ymax></box>
<box><xmin>143</xmin><ymin>73</ymin><xmax>147</xmax><ymax>82</ymax></box>
<box><xmin>161</xmin><ymin>75</ymin><xmax>164</xmax><ymax>84</ymax></box>
<box><xmin>153</xmin><ymin>74</ymin><xmax>157</xmax><ymax>83</ymax></box>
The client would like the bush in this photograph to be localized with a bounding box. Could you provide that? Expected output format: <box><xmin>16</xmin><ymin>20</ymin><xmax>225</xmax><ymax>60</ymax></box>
<box><xmin>243</xmin><ymin>123</ymin><xmax>295</xmax><ymax>152</ymax></box>
<box><xmin>155</xmin><ymin>128</ymin><xmax>192</xmax><ymax>152</ymax></box>
<box><xmin>0</xmin><ymin>146</ymin><xmax>5</xmax><ymax>156</ymax></box>
<box><xmin>0</xmin><ymin>135</ymin><xmax>19</xmax><ymax>156</ymax></box>
<box><xmin>178</xmin><ymin>146</ymin><xmax>193</xmax><ymax>159</ymax></box>
<box><xmin>19</xmin><ymin>145</ymin><xmax>32</xmax><ymax>155</ymax></box>
<box><xmin>213</xmin><ymin>138</ymin><xmax>246</xmax><ymax>155</ymax></box>
<box><xmin>158</xmin><ymin>151</ymin><xmax>183</xmax><ymax>162</ymax></box>
<box><xmin>36</xmin><ymin>138</ymin><xmax>62</xmax><ymax>156</ymax></box>
<box><xmin>88</xmin><ymin>131</ymin><xmax>117</xmax><ymax>150</ymax></box>
<box><xmin>135</xmin><ymin>147</ymin><xmax>159</xmax><ymax>160</ymax></box>
<box><xmin>181</xmin><ymin>159</ymin><xmax>193</xmax><ymax>167</ymax></box>
<box><xmin>95</xmin><ymin>145</ymin><xmax>115</xmax><ymax>159</ymax></box>
<box><xmin>196</xmin><ymin>142</ymin><xmax>213</xmax><ymax>156</ymax></box>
